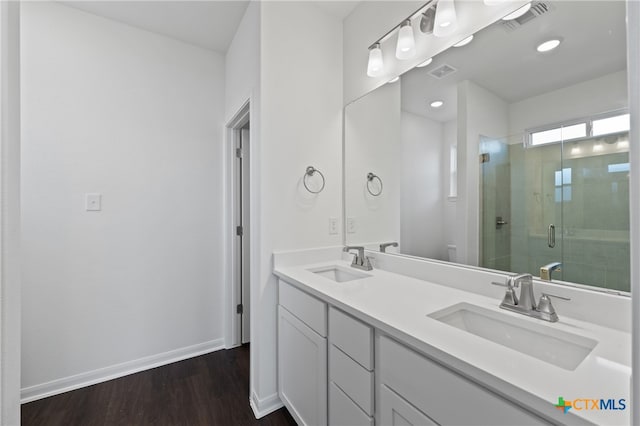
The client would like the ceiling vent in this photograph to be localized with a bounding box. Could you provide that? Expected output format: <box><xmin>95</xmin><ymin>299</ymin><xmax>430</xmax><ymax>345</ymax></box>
<box><xmin>429</xmin><ymin>64</ymin><xmax>457</xmax><ymax>79</ymax></box>
<box><xmin>501</xmin><ymin>2</ymin><xmax>554</xmax><ymax>32</ymax></box>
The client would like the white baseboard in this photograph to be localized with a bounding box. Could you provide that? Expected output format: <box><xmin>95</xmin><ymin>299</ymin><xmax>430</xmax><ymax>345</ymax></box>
<box><xmin>21</xmin><ymin>338</ymin><xmax>225</xmax><ymax>404</ymax></box>
<box><xmin>250</xmin><ymin>390</ymin><xmax>283</xmax><ymax>419</ymax></box>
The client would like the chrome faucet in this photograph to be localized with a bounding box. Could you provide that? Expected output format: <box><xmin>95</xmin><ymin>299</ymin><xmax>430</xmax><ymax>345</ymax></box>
<box><xmin>492</xmin><ymin>273</ymin><xmax>570</xmax><ymax>322</ymax></box>
<box><xmin>343</xmin><ymin>246</ymin><xmax>373</xmax><ymax>271</ymax></box>
<box><xmin>540</xmin><ymin>262</ymin><xmax>562</xmax><ymax>281</ymax></box>
<box><xmin>379</xmin><ymin>242</ymin><xmax>398</xmax><ymax>253</ymax></box>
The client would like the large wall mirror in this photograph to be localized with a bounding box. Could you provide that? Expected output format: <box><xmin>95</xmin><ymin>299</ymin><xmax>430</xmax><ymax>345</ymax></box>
<box><xmin>344</xmin><ymin>1</ymin><xmax>630</xmax><ymax>293</ymax></box>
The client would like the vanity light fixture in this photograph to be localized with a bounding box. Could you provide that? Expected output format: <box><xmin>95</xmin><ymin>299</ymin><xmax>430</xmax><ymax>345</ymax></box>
<box><xmin>430</xmin><ymin>100</ymin><xmax>444</xmax><ymax>108</ymax></box>
<box><xmin>420</xmin><ymin>6</ymin><xmax>436</xmax><ymax>34</ymax></box>
<box><xmin>367</xmin><ymin>43</ymin><xmax>384</xmax><ymax>77</ymax></box>
<box><xmin>453</xmin><ymin>35</ymin><xmax>473</xmax><ymax>47</ymax></box>
<box><xmin>416</xmin><ymin>57</ymin><xmax>433</xmax><ymax>68</ymax></box>
<box><xmin>502</xmin><ymin>2</ymin><xmax>532</xmax><ymax>20</ymax></box>
<box><xmin>536</xmin><ymin>38</ymin><xmax>562</xmax><ymax>53</ymax></box>
<box><xmin>389</xmin><ymin>76</ymin><xmax>400</xmax><ymax>83</ymax></box>
<box><xmin>434</xmin><ymin>0</ymin><xmax>457</xmax><ymax>37</ymax></box>
<box><xmin>396</xmin><ymin>20</ymin><xmax>417</xmax><ymax>60</ymax></box>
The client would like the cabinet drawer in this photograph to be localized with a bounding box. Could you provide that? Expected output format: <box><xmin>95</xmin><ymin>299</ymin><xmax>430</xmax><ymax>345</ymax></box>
<box><xmin>329</xmin><ymin>344</ymin><xmax>374</xmax><ymax>415</ymax></box>
<box><xmin>329</xmin><ymin>382</ymin><xmax>373</xmax><ymax>426</ymax></box>
<box><xmin>279</xmin><ymin>279</ymin><xmax>327</xmax><ymax>337</ymax></box>
<box><xmin>379</xmin><ymin>335</ymin><xmax>550</xmax><ymax>426</ymax></box>
<box><xmin>329</xmin><ymin>307</ymin><xmax>373</xmax><ymax>369</ymax></box>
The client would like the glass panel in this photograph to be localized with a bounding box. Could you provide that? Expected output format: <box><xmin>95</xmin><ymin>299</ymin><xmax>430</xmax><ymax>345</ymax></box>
<box><xmin>560</xmin><ymin>130</ymin><xmax>630</xmax><ymax>291</ymax></box>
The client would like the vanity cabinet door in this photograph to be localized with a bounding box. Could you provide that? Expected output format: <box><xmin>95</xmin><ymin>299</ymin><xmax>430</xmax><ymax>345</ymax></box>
<box><xmin>278</xmin><ymin>306</ymin><xmax>327</xmax><ymax>426</ymax></box>
<box><xmin>379</xmin><ymin>384</ymin><xmax>438</xmax><ymax>426</ymax></box>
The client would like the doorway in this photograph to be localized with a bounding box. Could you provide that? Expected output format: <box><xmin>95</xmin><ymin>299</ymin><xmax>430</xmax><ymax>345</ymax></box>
<box><xmin>227</xmin><ymin>102</ymin><xmax>251</xmax><ymax>346</ymax></box>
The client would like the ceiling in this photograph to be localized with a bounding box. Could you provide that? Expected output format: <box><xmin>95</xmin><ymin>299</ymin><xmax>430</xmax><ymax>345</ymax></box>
<box><xmin>61</xmin><ymin>1</ymin><xmax>361</xmax><ymax>53</ymax></box>
<box><xmin>61</xmin><ymin>1</ymin><xmax>251</xmax><ymax>53</ymax></box>
<box><xmin>401</xmin><ymin>1</ymin><xmax>627</xmax><ymax>122</ymax></box>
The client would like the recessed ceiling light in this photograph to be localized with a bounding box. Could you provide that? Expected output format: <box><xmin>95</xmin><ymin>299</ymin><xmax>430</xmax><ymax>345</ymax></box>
<box><xmin>502</xmin><ymin>2</ymin><xmax>532</xmax><ymax>20</ymax></box>
<box><xmin>389</xmin><ymin>76</ymin><xmax>400</xmax><ymax>83</ymax></box>
<box><xmin>453</xmin><ymin>35</ymin><xmax>474</xmax><ymax>47</ymax></box>
<box><xmin>430</xmin><ymin>100</ymin><xmax>444</xmax><ymax>108</ymax></box>
<box><xmin>416</xmin><ymin>57</ymin><xmax>433</xmax><ymax>68</ymax></box>
<box><xmin>536</xmin><ymin>38</ymin><xmax>562</xmax><ymax>53</ymax></box>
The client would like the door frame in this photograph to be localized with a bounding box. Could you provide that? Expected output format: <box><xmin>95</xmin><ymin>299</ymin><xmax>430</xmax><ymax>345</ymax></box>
<box><xmin>224</xmin><ymin>100</ymin><xmax>251</xmax><ymax>348</ymax></box>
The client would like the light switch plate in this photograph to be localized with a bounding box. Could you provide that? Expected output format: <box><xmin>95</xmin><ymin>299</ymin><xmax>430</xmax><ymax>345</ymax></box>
<box><xmin>85</xmin><ymin>193</ymin><xmax>102</xmax><ymax>211</ymax></box>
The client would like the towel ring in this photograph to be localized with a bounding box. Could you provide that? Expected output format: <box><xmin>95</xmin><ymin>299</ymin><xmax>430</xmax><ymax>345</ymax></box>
<box><xmin>303</xmin><ymin>166</ymin><xmax>325</xmax><ymax>194</ymax></box>
<box><xmin>366</xmin><ymin>172</ymin><xmax>383</xmax><ymax>196</ymax></box>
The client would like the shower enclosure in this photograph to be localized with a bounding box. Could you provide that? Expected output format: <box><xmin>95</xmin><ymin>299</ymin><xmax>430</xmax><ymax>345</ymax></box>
<box><xmin>480</xmin><ymin>112</ymin><xmax>630</xmax><ymax>292</ymax></box>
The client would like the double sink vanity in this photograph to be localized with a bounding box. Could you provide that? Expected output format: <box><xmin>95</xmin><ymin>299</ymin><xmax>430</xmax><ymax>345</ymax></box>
<box><xmin>273</xmin><ymin>247</ymin><xmax>630</xmax><ymax>426</ymax></box>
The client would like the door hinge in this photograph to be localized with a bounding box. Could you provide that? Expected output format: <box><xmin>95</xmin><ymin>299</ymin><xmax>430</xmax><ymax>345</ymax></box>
<box><xmin>236</xmin><ymin>304</ymin><xmax>243</xmax><ymax>314</ymax></box>
<box><xmin>480</xmin><ymin>153</ymin><xmax>490</xmax><ymax>163</ymax></box>
<box><xmin>236</xmin><ymin>226</ymin><xmax>243</xmax><ymax>236</ymax></box>
<box><xmin>236</xmin><ymin>147</ymin><xmax>243</xmax><ymax>158</ymax></box>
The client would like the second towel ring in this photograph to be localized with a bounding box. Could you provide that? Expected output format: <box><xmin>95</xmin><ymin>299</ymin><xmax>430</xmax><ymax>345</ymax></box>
<box><xmin>366</xmin><ymin>172</ymin><xmax>383</xmax><ymax>196</ymax></box>
<box><xmin>303</xmin><ymin>166</ymin><xmax>325</xmax><ymax>194</ymax></box>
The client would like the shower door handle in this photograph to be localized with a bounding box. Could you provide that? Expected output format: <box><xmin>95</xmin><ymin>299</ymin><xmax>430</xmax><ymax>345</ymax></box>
<box><xmin>548</xmin><ymin>224</ymin><xmax>556</xmax><ymax>248</ymax></box>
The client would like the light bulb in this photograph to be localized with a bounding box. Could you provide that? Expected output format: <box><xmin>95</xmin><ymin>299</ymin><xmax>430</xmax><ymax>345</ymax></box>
<box><xmin>416</xmin><ymin>57</ymin><xmax>433</xmax><ymax>68</ymax></box>
<box><xmin>367</xmin><ymin>43</ymin><xmax>384</xmax><ymax>77</ymax></box>
<box><xmin>502</xmin><ymin>2</ymin><xmax>532</xmax><ymax>20</ymax></box>
<box><xmin>434</xmin><ymin>0</ymin><xmax>457</xmax><ymax>38</ymax></box>
<box><xmin>396</xmin><ymin>20</ymin><xmax>416</xmax><ymax>60</ymax></box>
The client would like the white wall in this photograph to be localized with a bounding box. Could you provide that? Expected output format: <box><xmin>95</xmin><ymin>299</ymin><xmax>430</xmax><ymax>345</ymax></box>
<box><xmin>400</xmin><ymin>111</ymin><xmax>445</xmax><ymax>259</ymax></box>
<box><xmin>456</xmin><ymin>80</ymin><xmax>508</xmax><ymax>266</ymax></box>
<box><xmin>509</xmin><ymin>70</ymin><xmax>628</xmax><ymax>136</ymax></box>
<box><xmin>21</xmin><ymin>2</ymin><xmax>226</xmax><ymax>400</ymax></box>
<box><xmin>256</xmin><ymin>1</ymin><xmax>343</xmax><ymax>415</ymax></box>
<box><xmin>345</xmin><ymin>82</ymin><xmax>401</xmax><ymax>248</ymax></box>
<box><xmin>0</xmin><ymin>1</ymin><xmax>21</xmax><ymax>423</ymax></box>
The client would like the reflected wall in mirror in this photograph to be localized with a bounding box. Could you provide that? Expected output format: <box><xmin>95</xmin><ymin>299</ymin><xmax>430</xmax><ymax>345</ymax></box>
<box><xmin>344</xmin><ymin>1</ymin><xmax>629</xmax><ymax>292</ymax></box>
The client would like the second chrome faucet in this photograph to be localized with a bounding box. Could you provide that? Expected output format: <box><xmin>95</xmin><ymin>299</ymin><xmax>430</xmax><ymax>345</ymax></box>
<box><xmin>492</xmin><ymin>273</ymin><xmax>570</xmax><ymax>322</ymax></box>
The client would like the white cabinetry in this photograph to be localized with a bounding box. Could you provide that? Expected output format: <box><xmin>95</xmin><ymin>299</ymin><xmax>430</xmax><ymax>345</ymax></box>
<box><xmin>378</xmin><ymin>335</ymin><xmax>551</xmax><ymax>426</ymax></box>
<box><xmin>278</xmin><ymin>280</ymin><xmax>327</xmax><ymax>426</ymax></box>
<box><xmin>328</xmin><ymin>307</ymin><xmax>374</xmax><ymax>426</ymax></box>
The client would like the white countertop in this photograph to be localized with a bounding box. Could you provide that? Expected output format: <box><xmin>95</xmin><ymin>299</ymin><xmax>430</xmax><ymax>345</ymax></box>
<box><xmin>274</xmin><ymin>259</ymin><xmax>631</xmax><ymax>426</ymax></box>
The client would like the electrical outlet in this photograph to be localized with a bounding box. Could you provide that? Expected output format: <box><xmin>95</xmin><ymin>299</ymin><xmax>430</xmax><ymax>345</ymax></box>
<box><xmin>347</xmin><ymin>217</ymin><xmax>356</xmax><ymax>234</ymax></box>
<box><xmin>329</xmin><ymin>217</ymin><xmax>338</xmax><ymax>235</ymax></box>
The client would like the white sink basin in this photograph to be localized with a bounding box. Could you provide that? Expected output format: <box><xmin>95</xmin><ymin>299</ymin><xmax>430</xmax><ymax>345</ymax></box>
<box><xmin>308</xmin><ymin>265</ymin><xmax>372</xmax><ymax>283</ymax></box>
<box><xmin>428</xmin><ymin>303</ymin><xmax>597</xmax><ymax>371</ymax></box>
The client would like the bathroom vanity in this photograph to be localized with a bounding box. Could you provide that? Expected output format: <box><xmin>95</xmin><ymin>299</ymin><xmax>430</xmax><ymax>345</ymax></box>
<box><xmin>274</xmin><ymin>248</ymin><xmax>630</xmax><ymax>426</ymax></box>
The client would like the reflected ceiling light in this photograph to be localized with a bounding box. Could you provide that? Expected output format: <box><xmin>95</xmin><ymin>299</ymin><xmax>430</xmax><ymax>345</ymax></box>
<box><xmin>389</xmin><ymin>76</ymin><xmax>400</xmax><ymax>83</ymax></box>
<box><xmin>570</xmin><ymin>146</ymin><xmax>581</xmax><ymax>155</ymax></box>
<box><xmin>593</xmin><ymin>143</ymin><xmax>604</xmax><ymax>152</ymax></box>
<box><xmin>416</xmin><ymin>57</ymin><xmax>433</xmax><ymax>68</ymax></box>
<box><xmin>536</xmin><ymin>38</ymin><xmax>562</xmax><ymax>53</ymax></box>
<box><xmin>396</xmin><ymin>20</ymin><xmax>416</xmax><ymax>60</ymax></box>
<box><xmin>367</xmin><ymin>43</ymin><xmax>384</xmax><ymax>77</ymax></box>
<box><xmin>433</xmin><ymin>0</ymin><xmax>457</xmax><ymax>38</ymax></box>
<box><xmin>420</xmin><ymin>7</ymin><xmax>436</xmax><ymax>34</ymax></box>
<box><xmin>453</xmin><ymin>35</ymin><xmax>474</xmax><ymax>47</ymax></box>
<box><xmin>502</xmin><ymin>2</ymin><xmax>532</xmax><ymax>20</ymax></box>
<box><xmin>430</xmin><ymin>100</ymin><xmax>444</xmax><ymax>108</ymax></box>
<box><xmin>617</xmin><ymin>139</ymin><xmax>629</xmax><ymax>149</ymax></box>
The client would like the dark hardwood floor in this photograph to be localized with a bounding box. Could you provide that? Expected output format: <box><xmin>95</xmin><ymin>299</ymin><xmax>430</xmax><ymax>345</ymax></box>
<box><xmin>22</xmin><ymin>345</ymin><xmax>296</xmax><ymax>426</ymax></box>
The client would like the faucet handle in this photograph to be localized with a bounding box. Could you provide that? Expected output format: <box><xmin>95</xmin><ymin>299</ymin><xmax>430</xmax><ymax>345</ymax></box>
<box><xmin>537</xmin><ymin>293</ymin><xmax>570</xmax><ymax>322</ymax></box>
<box><xmin>491</xmin><ymin>279</ymin><xmax>518</xmax><ymax>306</ymax></box>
